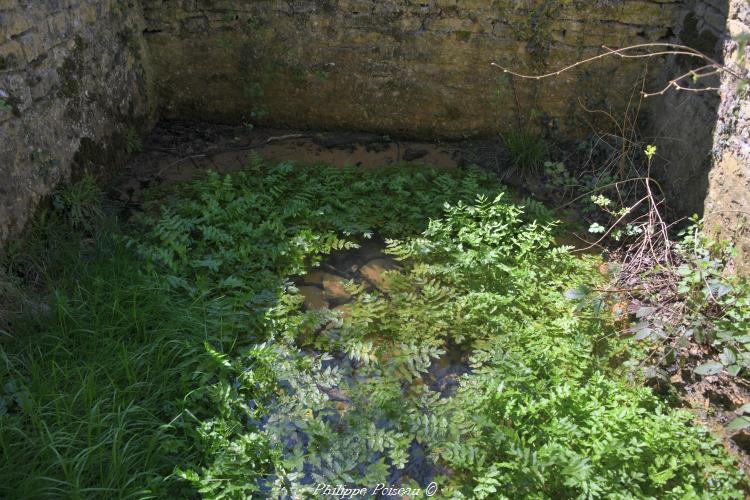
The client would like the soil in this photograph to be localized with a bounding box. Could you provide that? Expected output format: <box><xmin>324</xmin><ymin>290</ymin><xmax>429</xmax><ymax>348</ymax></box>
<box><xmin>625</xmin><ymin>293</ymin><xmax>750</xmax><ymax>478</ymax></box>
<box><xmin>661</xmin><ymin>344</ymin><xmax>750</xmax><ymax>477</ymax></box>
<box><xmin>109</xmin><ymin>120</ymin><xmax>521</xmax><ymax>210</ymax></box>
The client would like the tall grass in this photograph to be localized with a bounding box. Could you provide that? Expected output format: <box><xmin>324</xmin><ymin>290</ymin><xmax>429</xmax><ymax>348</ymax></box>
<box><xmin>0</xmin><ymin>217</ymin><xmax>220</xmax><ymax>498</ymax></box>
<box><xmin>1</xmin><ymin>165</ymin><xmax>746</xmax><ymax>497</ymax></box>
<box><xmin>502</xmin><ymin>127</ymin><xmax>550</xmax><ymax>174</ymax></box>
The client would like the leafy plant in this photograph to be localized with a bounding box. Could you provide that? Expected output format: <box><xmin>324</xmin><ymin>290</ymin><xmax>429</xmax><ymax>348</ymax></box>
<box><xmin>134</xmin><ymin>158</ymin><xmax>745</xmax><ymax>497</ymax></box>
<box><xmin>52</xmin><ymin>174</ymin><xmax>103</xmax><ymax>231</ymax></box>
<box><xmin>0</xmin><ymin>229</ymin><xmax>220</xmax><ymax>498</ymax></box>
<box><xmin>124</xmin><ymin>127</ymin><xmax>142</xmax><ymax>154</ymax></box>
<box><xmin>502</xmin><ymin>128</ymin><xmax>549</xmax><ymax>174</ymax></box>
<box><xmin>672</xmin><ymin>218</ymin><xmax>750</xmax><ymax>378</ymax></box>
<box><xmin>2</xmin><ymin>159</ymin><xmax>746</xmax><ymax>498</ymax></box>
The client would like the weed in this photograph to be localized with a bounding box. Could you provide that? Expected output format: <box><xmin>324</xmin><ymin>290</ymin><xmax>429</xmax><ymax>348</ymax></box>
<box><xmin>0</xmin><ymin>232</ymin><xmax>222</xmax><ymax>497</ymax></box>
<box><xmin>1</xmin><ymin>160</ymin><xmax>746</xmax><ymax>497</ymax></box>
<box><xmin>312</xmin><ymin>69</ymin><xmax>329</xmax><ymax>81</ymax></box>
<box><xmin>502</xmin><ymin>128</ymin><xmax>549</xmax><ymax>174</ymax></box>
<box><xmin>124</xmin><ymin>127</ymin><xmax>142</xmax><ymax>154</ymax></box>
<box><xmin>51</xmin><ymin>174</ymin><xmax>103</xmax><ymax>231</ymax></box>
<box><xmin>135</xmin><ymin>158</ymin><xmax>745</xmax><ymax>496</ymax></box>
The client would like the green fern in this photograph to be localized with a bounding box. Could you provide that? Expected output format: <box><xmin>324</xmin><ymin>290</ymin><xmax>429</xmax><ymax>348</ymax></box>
<box><xmin>19</xmin><ymin>156</ymin><xmax>740</xmax><ymax>498</ymax></box>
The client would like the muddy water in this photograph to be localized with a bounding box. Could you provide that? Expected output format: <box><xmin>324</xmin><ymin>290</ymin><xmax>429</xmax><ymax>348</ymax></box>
<box><xmin>112</xmin><ymin>122</ymin><xmax>499</xmax><ymax>490</ymax></box>
<box><xmin>295</xmin><ymin>239</ymin><xmax>397</xmax><ymax>309</ymax></box>
<box><xmin>111</xmin><ymin>121</ymin><xmax>630</xmax><ymax>489</ymax></box>
<box><xmin>290</xmin><ymin>239</ymin><xmax>470</xmax><ymax>489</ymax></box>
<box><xmin>112</xmin><ymin>121</ymin><xmax>594</xmax><ymax>253</ymax></box>
<box><xmin>111</xmin><ymin>121</ymin><xmax>750</xmax><ymax>485</ymax></box>
<box><xmin>295</xmin><ymin>238</ymin><xmax>470</xmax><ymax>383</ymax></box>
<box><xmin>111</xmin><ymin>121</ymin><xmax>503</xmax><ymax>207</ymax></box>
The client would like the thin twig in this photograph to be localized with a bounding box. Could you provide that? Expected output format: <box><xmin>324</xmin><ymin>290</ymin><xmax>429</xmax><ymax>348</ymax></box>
<box><xmin>491</xmin><ymin>43</ymin><xmax>749</xmax><ymax>97</ymax></box>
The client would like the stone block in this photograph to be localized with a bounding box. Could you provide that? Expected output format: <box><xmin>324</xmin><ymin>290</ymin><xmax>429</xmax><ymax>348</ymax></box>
<box><xmin>0</xmin><ymin>39</ymin><xmax>23</xmax><ymax>70</ymax></box>
<box><xmin>0</xmin><ymin>10</ymin><xmax>31</xmax><ymax>40</ymax></box>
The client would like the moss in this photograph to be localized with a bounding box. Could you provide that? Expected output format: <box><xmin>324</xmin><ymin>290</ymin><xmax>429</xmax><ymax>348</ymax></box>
<box><xmin>242</xmin><ymin>15</ymin><xmax>264</xmax><ymax>34</ymax></box>
<box><xmin>59</xmin><ymin>35</ymin><xmax>88</xmax><ymax>98</ymax></box>
<box><xmin>3</xmin><ymin>95</ymin><xmax>22</xmax><ymax>117</ymax></box>
<box><xmin>314</xmin><ymin>0</ymin><xmax>338</xmax><ymax>15</ymax></box>
<box><xmin>443</xmin><ymin>106</ymin><xmax>462</xmax><ymax>121</ymax></box>
<box><xmin>289</xmin><ymin>65</ymin><xmax>308</xmax><ymax>84</ymax></box>
<box><xmin>59</xmin><ymin>57</ymin><xmax>80</xmax><ymax>99</ymax></box>
<box><xmin>119</xmin><ymin>28</ymin><xmax>142</xmax><ymax>63</ymax></box>
<box><xmin>494</xmin><ymin>0</ymin><xmax>562</xmax><ymax>64</ymax></box>
<box><xmin>71</xmin><ymin>128</ymin><xmax>138</xmax><ymax>182</ymax></box>
<box><xmin>59</xmin><ymin>35</ymin><xmax>89</xmax><ymax>122</ymax></box>
<box><xmin>72</xmin><ymin>137</ymin><xmax>108</xmax><ymax>177</ymax></box>
<box><xmin>134</xmin><ymin>69</ymin><xmax>148</xmax><ymax>100</ymax></box>
<box><xmin>238</xmin><ymin>40</ymin><xmax>261</xmax><ymax>74</ymax></box>
<box><xmin>0</xmin><ymin>54</ymin><xmax>18</xmax><ymax>71</ymax></box>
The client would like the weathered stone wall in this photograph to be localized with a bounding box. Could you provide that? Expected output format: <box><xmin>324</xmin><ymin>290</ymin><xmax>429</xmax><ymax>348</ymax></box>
<box><xmin>1</xmin><ymin>0</ymin><xmax>748</xmax><ymax>272</ymax></box>
<box><xmin>645</xmin><ymin>0</ymin><xmax>728</xmax><ymax>218</ymax></box>
<box><xmin>141</xmin><ymin>0</ymin><xmax>683</xmax><ymax>138</ymax></box>
<box><xmin>704</xmin><ymin>0</ymin><xmax>750</xmax><ymax>271</ymax></box>
<box><xmin>0</xmin><ymin>0</ymin><xmax>157</xmax><ymax>243</ymax></box>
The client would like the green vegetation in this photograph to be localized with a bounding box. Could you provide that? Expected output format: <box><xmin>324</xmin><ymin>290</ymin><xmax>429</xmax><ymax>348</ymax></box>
<box><xmin>630</xmin><ymin>217</ymin><xmax>750</xmax><ymax>387</ymax></box>
<box><xmin>503</xmin><ymin>128</ymin><xmax>550</xmax><ymax>174</ymax></box>
<box><xmin>0</xmin><ymin>157</ymin><xmax>745</xmax><ymax>497</ymax></box>
<box><xmin>1</xmin><ymin>234</ymin><xmax>208</xmax><ymax>497</ymax></box>
<box><xmin>675</xmin><ymin>220</ymin><xmax>750</xmax><ymax>375</ymax></box>
<box><xmin>124</xmin><ymin>127</ymin><xmax>143</xmax><ymax>155</ymax></box>
<box><xmin>0</xmin><ymin>98</ymin><xmax>11</xmax><ymax>113</ymax></box>
<box><xmin>51</xmin><ymin>173</ymin><xmax>103</xmax><ymax>231</ymax></box>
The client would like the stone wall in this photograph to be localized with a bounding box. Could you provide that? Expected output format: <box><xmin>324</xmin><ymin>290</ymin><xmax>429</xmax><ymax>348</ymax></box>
<box><xmin>645</xmin><ymin>0</ymin><xmax>729</xmax><ymax>218</ymax></box>
<box><xmin>704</xmin><ymin>0</ymin><xmax>750</xmax><ymax>271</ymax></box>
<box><xmin>0</xmin><ymin>0</ymin><xmax>157</xmax><ymax>243</ymax></box>
<box><xmin>1</xmin><ymin>0</ymin><xmax>748</xmax><ymax>272</ymax></box>
<box><xmin>141</xmin><ymin>0</ymin><xmax>683</xmax><ymax>138</ymax></box>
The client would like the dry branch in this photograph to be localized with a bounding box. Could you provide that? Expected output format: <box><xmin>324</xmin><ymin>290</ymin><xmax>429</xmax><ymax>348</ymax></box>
<box><xmin>491</xmin><ymin>43</ymin><xmax>749</xmax><ymax>97</ymax></box>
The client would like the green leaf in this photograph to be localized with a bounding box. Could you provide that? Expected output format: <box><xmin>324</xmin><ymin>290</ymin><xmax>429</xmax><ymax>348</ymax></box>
<box><xmin>694</xmin><ymin>361</ymin><xmax>723</xmax><ymax>376</ymax></box>
<box><xmin>635</xmin><ymin>306</ymin><xmax>655</xmax><ymax>319</ymax></box>
<box><xmin>631</xmin><ymin>321</ymin><xmax>653</xmax><ymax>341</ymax></box>
<box><xmin>727</xmin><ymin>416</ymin><xmax>750</xmax><ymax>432</ymax></box>
<box><xmin>720</xmin><ymin>348</ymin><xmax>737</xmax><ymax>366</ymax></box>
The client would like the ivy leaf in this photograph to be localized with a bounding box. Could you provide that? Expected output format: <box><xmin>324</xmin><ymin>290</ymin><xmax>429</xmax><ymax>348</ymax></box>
<box><xmin>635</xmin><ymin>306</ymin><xmax>655</xmax><ymax>319</ymax></box>
<box><xmin>714</xmin><ymin>281</ymin><xmax>734</xmax><ymax>298</ymax></box>
<box><xmin>631</xmin><ymin>321</ymin><xmax>654</xmax><ymax>341</ymax></box>
<box><xmin>720</xmin><ymin>348</ymin><xmax>737</xmax><ymax>366</ymax></box>
<box><xmin>694</xmin><ymin>361</ymin><xmax>723</xmax><ymax>376</ymax></box>
<box><xmin>726</xmin><ymin>416</ymin><xmax>750</xmax><ymax>432</ymax></box>
<box><xmin>565</xmin><ymin>285</ymin><xmax>590</xmax><ymax>300</ymax></box>
<box><xmin>727</xmin><ymin>364</ymin><xmax>743</xmax><ymax>377</ymax></box>
<box><xmin>677</xmin><ymin>265</ymin><xmax>693</xmax><ymax>277</ymax></box>
<box><xmin>643</xmin><ymin>366</ymin><xmax>668</xmax><ymax>381</ymax></box>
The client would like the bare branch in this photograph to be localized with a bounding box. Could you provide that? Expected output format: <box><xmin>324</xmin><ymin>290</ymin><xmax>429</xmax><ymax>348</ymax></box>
<box><xmin>491</xmin><ymin>42</ymin><xmax>749</xmax><ymax>97</ymax></box>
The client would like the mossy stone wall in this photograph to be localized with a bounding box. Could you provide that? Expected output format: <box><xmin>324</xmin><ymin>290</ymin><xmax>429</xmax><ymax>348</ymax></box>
<box><xmin>2</xmin><ymin>0</ymin><xmax>749</xmax><ymax>272</ymax></box>
<box><xmin>0</xmin><ymin>0</ymin><xmax>157</xmax><ymax>243</ymax></box>
<box><xmin>141</xmin><ymin>0</ymin><xmax>682</xmax><ymax>138</ymax></box>
<box><xmin>704</xmin><ymin>0</ymin><xmax>750</xmax><ymax>271</ymax></box>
